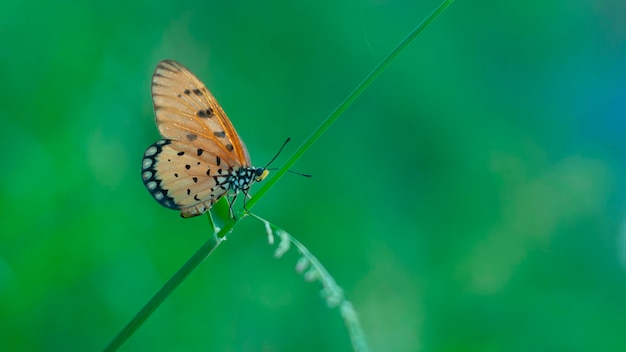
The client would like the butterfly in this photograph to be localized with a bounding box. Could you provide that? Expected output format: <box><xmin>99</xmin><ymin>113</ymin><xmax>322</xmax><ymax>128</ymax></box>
<box><xmin>141</xmin><ymin>60</ymin><xmax>268</xmax><ymax>218</ymax></box>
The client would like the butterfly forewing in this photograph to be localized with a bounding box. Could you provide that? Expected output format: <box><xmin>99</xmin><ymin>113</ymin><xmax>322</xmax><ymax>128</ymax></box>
<box><xmin>151</xmin><ymin>60</ymin><xmax>250</xmax><ymax>166</ymax></box>
<box><xmin>142</xmin><ymin>60</ymin><xmax>261</xmax><ymax>218</ymax></box>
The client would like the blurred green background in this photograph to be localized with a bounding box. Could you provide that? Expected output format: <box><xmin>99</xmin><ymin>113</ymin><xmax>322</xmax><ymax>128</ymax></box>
<box><xmin>1</xmin><ymin>0</ymin><xmax>625</xmax><ymax>351</ymax></box>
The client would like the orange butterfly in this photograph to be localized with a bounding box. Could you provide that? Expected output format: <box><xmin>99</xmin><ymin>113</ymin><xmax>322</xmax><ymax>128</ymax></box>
<box><xmin>141</xmin><ymin>60</ymin><xmax>268</xmax><ymax>218</ymax></box>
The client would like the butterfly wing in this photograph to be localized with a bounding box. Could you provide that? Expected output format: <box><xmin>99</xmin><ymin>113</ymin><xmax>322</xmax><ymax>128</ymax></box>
<box><xmin>142</xmin><ymin>60</ymin><xmax>251</xmax><ymax>217</ymax></box>
<box><xmin>151</xmin><ymin>60</ymin><xmax>250</xmax><ymax>166</ymax></box>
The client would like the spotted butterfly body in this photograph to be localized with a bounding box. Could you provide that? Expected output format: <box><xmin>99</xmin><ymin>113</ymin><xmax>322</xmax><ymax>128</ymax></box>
<box><xmin>141</xmin><ymin>60</ymin><xmax>267</xmax><ymax>218</ymax></box>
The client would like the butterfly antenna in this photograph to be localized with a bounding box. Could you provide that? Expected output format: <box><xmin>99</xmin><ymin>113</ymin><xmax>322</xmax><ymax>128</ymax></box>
<box><xmin>263</xmin><ymin>137</ymin><xmax>291</xmax><ymax>170</ymax></box>
<box><xmin>262</xmin><ymin>138</ymin><xmax>312</xmax><ymax>177</ymax></box>
<box><xmin>267</xmin><ymin>168</ymin><xmax>312</xmax><ymax>178</ymax></box>
<box><xmin>287</xmin><ymin>170</ymin><xmax>312</xmax><ymax>178</ymax></box>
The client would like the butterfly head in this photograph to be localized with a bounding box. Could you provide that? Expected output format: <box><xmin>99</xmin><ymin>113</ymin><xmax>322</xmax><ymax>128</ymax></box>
<box><xmin>255</xmin><ymin>167</ymin><xmax>269</xmax><ymax>182</ymax></box>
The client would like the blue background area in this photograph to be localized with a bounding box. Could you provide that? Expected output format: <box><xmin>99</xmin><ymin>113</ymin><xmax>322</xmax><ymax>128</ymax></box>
<box><xmin>1</xmin><ymin>1</ymin><xmax>626</xmax><ymax>351</ymax></box>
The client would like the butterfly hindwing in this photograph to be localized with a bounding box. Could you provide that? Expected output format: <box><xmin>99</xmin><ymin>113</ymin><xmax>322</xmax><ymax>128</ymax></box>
<box><xmin>142</xmin><ymin>139</ymin><xmax>237</xmax><ymax>216</ymax></box>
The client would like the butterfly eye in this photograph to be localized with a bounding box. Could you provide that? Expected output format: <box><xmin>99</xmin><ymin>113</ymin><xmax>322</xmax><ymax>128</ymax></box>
<box><xmin>255</xmin><ymin>168</ymin><xmax>269</xmax><ymax>182</ymax></box>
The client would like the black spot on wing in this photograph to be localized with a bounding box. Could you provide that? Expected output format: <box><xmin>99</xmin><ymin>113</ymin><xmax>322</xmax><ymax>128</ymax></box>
<box><xmin>197</xmin><ymin>108</ymin><xmax>213</xmax><ymax>118</ymax></box>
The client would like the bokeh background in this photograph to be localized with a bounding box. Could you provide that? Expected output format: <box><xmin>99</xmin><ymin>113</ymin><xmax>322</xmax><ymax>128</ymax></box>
<box><xmin>1</xmin><ymin>0</ymin><xmax>626</xmax><ymax>351</ymax></box>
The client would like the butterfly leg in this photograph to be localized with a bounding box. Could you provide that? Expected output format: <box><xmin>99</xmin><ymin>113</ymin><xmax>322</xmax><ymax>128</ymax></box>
<box><xmin>242</xmin><ymin>189</ymin><xmax>253</xmax><ymax>213</ymax></box>
<box><xmin>228</xmin><ymin>192</ymin><xmax>238</xmax><ymax>220</ymax></box>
